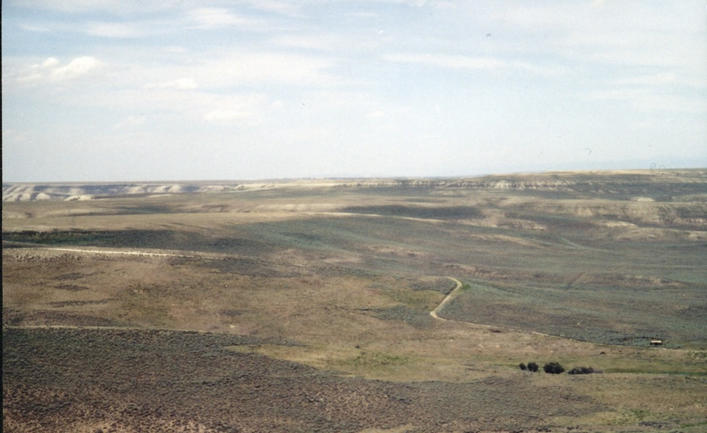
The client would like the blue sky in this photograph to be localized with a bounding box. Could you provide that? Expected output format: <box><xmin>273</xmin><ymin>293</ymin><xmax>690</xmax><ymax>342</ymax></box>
<box><xmin>2</xmin><ymin>0</ymin><xmax>706</xmax><ymax>182</ymax></box>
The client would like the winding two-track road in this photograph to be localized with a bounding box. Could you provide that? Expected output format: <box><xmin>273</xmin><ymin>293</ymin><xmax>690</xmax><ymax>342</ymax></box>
<box><xmin>429</xmin><ymin>277</ymin><xmax>463</xmax><ymax>321</ymax></box>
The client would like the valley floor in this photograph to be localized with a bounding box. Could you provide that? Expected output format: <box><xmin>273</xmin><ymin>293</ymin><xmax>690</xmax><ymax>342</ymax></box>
<box><xmin>3</xmin><ymin>170</ymin><xmax>706</xmax><ymax>432</ymax></box>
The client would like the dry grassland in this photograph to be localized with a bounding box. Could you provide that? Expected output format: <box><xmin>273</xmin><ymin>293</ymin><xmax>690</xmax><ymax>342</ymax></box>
<box><xmin>3</xmin><ymin>170</ymin><xmax>706</xmax><ymax>432</ymax></box>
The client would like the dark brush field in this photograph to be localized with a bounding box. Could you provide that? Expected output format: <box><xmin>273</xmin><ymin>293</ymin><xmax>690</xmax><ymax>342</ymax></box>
<box><xmin>3</xmin><ymin>170</ymin><xmax>707</xmax><ymax>432</ymax></box>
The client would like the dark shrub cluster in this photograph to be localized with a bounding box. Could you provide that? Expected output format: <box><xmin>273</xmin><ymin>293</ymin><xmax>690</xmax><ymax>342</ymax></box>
<box><xmin>568</xmin><ymin>366</ymin><xmax>594</xmax><ymax>375</ymax></box>
<box><xmin>543</xmin><ymin>362</ymin><xmax>565</xmax><ymax>374</ymax></box>
<box><xmin>520</xmin><ymin>361</ymin><xmax>599</xmax><ymax>375</ymax></box>
<box><xmin>521</xmin><ymin>362</ymin><xmax>539</xmax><ymax>372</ymax></box>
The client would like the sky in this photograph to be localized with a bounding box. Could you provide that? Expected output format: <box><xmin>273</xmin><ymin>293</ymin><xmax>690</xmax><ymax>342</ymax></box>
<box><xmin>2</xmin><ymin>0</ymin><xmax>706</xmax><ymax>182</ymax></box>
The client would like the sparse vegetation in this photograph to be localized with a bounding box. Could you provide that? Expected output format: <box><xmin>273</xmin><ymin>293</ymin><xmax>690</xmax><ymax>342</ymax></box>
<box><xmin>4</xmin><ymin>328</ymin><xmax>604</xmax><ymax>433</ymax></box>
<box><xmin>3</xmin><ymin>171</ymin><xmax>706</xmax><ymax>432</ymax></box>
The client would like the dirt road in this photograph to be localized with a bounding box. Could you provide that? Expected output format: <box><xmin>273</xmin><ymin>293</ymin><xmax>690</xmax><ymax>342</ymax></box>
<box><xmin>46</xmin><ymin>247</ymin><xmax>181</xmax><ymax>257</ymax></box>
<box><xmin>429</xmin><ymin>277</ymin><xmax>463</xmax><ymax>321</ymax></box>
<box><xmin>2</xmin><ymin>241</ymin><xmax>228</xmax><ymax>259</ymax></box>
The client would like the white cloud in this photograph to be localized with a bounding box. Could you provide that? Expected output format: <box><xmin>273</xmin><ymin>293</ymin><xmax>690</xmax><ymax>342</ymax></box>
<box><xmin>615</xmin><ymin>73</ymin><xmax>676</xmax><ymax>87</ymax></box>
<box><xmin>19</xmin><ymin>23</ymin><xmax>51</xmax><ymax>32</ymax></box>
<box><xmin>10</xmin><ymin>0</ymin><xmax>177</xmax><ymax>15</ymax></box>
<box><xmin>490</xmin><ymin>2</ymin><xmax>706</xmax><ymax>69</ymax></box>
<box><xmin>41</xmin><ymin>57</ymin><xmax>59</xmax><ymax>68</ymax></box>
<box><xmin>94</xmin><ymin>51</ymin><xmax>337</xmax><ymax>90</ymax></box>
<box><xmin>13</xmin><ymin>49</ymin><xmax>337</xmax><ymax>91</ymax></box>
<box><xmin>13</xmin><ymin>56</ymin><xmax>102</xmax><ymax>83</ymax></box>
<box><xmin>270</xmin><ymin>32</ymin><xmax>383</xmax><ymax>53</ymax></box>
<box><xmin>113</xmin><ymin>115</ymin><xmax>146</xmax><ymax>129</ymax></box>
<box><xmin>510</xmin><ymin>61</ymin><xmax>565</xmax><ymax>76</ymax></box>
<box><xmin>384</xmin><ymin>53</ymin><xmax>564</xmax><ymax>76</ymax></box>
<box><xmin>17</xmin><ymin>16</ymin><xmax>176</xmax><ymax>39</ymax></box>
<box><xmin>239</xmin><ymin>0</ymin><xmax>302</xmax><ymax>16</ymax></box>
<box><xmin>16</xmin><ymin>72</ymin><xmax>43</xmax><ymax>83</ymax></box>
<box><xmin>50</xmin><ymin>56</ymin><xmax>102</xmax><ymax>81</ymax></box>
<box><xmin>85</xmin><ymin>21</ymin><xmax>145</xmax><ymax>38</ymax></box>
<box><xmin>146</xmin><ymin>78</ymin><xmax>198</xmax><ymax>90</ymax></box>
<box><xmin>347</xmin><ymin>11</ymin><xmax>379</xmax><ymax>19</ymax></box>
<box><xmin>384</xmin><ymin>53</ymin><xmax>505</xmax><ymax>70</ymax></box>
<box><xmin>203</xmin><ymin>109</ymin><xmax>252</xmax><ymax>123</ymax></box>
<box><xmin>615</xmin><ymin>72</ymin><xmax>706</xmax><ymax>90</ymax></box>
<box><xmin>194</xmin><ymin>52</ymin><xmax>338</xmax><ymax>87</ymax></box>
<box><xmin>271</xmin><ymin>35</ymin><xmax>334</xmax><ymax>51</ymax></box>
<box><xmin>587</xmin><ymin>88</ymin><xmax>706</xmax><ymax>114</ymax></box>
<box><xmin>81</xmin><ymin>86</ymin><xmax>270</xmax><ymax>126</ymax></box>
<box><xmin>187</xmin><ymin>7</ymin><xmax>254</xmax><ymax>29</ymax></box>
<box><xmin>15</xmin><ymin>18</ymin><xmax>160</xmax><ymax>39</ymax></box>
<box><xmin>364</xmin><ymin>0</ymin><xmax>448</xmax><ymax>7</ymax></box>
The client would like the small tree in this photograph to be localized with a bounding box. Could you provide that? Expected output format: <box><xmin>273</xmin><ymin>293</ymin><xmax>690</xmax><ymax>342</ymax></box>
<box><xmin>519</xmin><ymin>363</ymin><xmax>527</xmax><ymax>371</ymax></box>
<box><xmin>527</xmin><ymin>362</ymin><xmax>539</xmax><ymax>372</ymax></box>
<box><xmin>543</xmin><ymin>362</ymin><xmax>565</xmax><ymax>374</ymax></box>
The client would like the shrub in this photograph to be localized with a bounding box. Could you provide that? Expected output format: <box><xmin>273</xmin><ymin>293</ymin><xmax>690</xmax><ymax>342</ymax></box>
<box><xmin>568</xmin><ymin>366</ymin><xmax>594</xmax><ymax>375</ymax></box>
<box><xmin>527</xmin><ymin>362</ymin><xmax>539</xmax><ymax>372</ymax></box>
<box><xmin>519</xmin><ymin>363</ymin><xmax>527</xmax><ymax>371</ymax></box>
<box><xmin>543</xmin><ymin>362</ymin><xmax>565</xmax><ymax>374</ymax></box>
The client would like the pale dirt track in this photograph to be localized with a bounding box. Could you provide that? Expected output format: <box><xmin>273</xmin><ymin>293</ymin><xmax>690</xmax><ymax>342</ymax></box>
<box><xmin>2</xmin><ymin>241</ymin><xmax>228</xmax><ymax>259</ymax></box>
<box><xmin>45</xmin><ymin>247</ymin><xmax>180</xmax><ymax>257</ymax></box>
<box><xmin>429</xmin><ymin>277</ymin><xmax>463</xmax><ymax>321</ymax></box>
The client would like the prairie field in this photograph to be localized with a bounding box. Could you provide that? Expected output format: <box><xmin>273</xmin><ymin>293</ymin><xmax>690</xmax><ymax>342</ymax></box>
<box><xmin>3</xmin><ymin>170</ymin><xmax>707</xmax><ymax>433</ymax></box>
